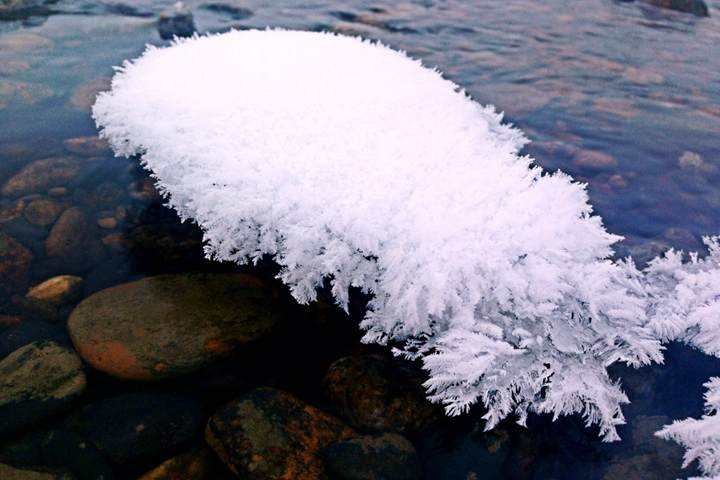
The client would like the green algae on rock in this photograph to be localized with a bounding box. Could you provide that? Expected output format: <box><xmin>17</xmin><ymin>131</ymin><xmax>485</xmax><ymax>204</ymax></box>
<box><xmin>68</xmin><ymin>274</ymin><xmax>282</xmax><ymax>381</ymax></box>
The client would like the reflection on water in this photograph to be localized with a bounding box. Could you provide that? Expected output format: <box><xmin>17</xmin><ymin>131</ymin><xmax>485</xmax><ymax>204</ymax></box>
<box><xmin>0</xmin><ymin>0</ymin><xmax>718</xmax><ymax>478</ymax></box>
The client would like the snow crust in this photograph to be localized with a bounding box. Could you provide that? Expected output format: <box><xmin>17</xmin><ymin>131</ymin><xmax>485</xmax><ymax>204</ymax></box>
<box><xmin>93</xmin><ymin>29</ymin><xmax>720</xmax><ymax>458</ymax></box>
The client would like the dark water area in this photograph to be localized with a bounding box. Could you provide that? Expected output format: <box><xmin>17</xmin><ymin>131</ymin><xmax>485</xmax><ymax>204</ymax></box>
<box><xmin>0</xmin><ymin>0</ymin><xmax>719</xmax><ymax>479</ymax></box>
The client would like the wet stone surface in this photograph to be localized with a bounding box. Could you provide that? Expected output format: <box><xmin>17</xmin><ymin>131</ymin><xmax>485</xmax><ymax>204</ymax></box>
<box><xmin>0</xmin><ymin>0</ymin><xmax>718</xmax><ymax>478</ymax></box>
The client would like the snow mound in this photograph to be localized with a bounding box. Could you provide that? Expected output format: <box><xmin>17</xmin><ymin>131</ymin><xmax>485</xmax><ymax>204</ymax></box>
<box><xmin>93</xmin><ymin>30</ymin><xmax>717</xmax><ymax>443</ymax></box>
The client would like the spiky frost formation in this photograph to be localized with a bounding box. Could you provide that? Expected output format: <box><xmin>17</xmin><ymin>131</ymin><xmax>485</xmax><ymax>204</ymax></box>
<box><xmin>93</xmin><ymin>30</ymin><xmax>717</xmax><ymax>444</ymax></box>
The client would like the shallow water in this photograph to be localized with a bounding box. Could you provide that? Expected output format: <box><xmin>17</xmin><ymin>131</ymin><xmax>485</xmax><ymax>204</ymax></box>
<box><xmin>0</xmin><ymin>0</ymin><xmax>719</xmax><ymax>478</ymax></box>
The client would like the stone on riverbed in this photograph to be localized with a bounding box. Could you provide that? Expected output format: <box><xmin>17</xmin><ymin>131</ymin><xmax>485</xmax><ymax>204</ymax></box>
<box><xmin>322</xmin><ymin>433</ymin><xmax>421</xmax><ymax>480</ymax></box>
<box><xmin>67</xmin><ymin>273</ymin><xmax>281</xmax><ymax>381</ymax></box>
<box><xmin>206</xmin><ymin>387</ymin><xmax>355</xmax><ymax>480</ymax></box>
<box><xmin>0</xmin><ymin>233</ymin><xmax>33</xmax><ymax>297</ymax></box>
<box><xmin>23</xmin><ymin>275</ymin><xmax>83</xmax><ymax>322</ymax></box>
<box><xmin>67</xmin><ymin>393</ymin><xmax>204</xmax><ymax>465</ymax></box>
<box><xmin>0</xmin><ymin>463</ymin><xmax>72</xmax><ymax>480</ymax></box>
<box><xmin>44</xmin><ymin>207</ymin><xmax>104</xmax><ymax>271</ymax></box>
<box><xmin>157</xmin><ymin>2</ymin><xmax>195</xmax><ymax>40</ymax></box>
<box><xmin>323</xmin><ymin>354</ymin><xmax>439</xmax><ymax>433</ymax></box>
<box><xmin>0</xmin><ymin>341</ymin><xmax>86</xmax><ymax>439</ymax></box>
<box><xmin>1</xmin><ymin>157</ymin><xmax>81</xmax><ymax>198</ymax></box>
<box><xmin>62</xmin><ymin>136</ymin><xmax>110</xmax><ymax>158</ymax></box>
<box><xmin>22</xmin><ymin>198</ymin><xmax>63</xmax><ymax>227</ymax></box>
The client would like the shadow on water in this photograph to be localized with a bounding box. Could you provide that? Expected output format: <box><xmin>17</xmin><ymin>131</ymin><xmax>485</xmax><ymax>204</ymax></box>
<box><xmin>0</xmin><ymin>0</ymin><xmax>719</xmax><ymax>478</ymax></box>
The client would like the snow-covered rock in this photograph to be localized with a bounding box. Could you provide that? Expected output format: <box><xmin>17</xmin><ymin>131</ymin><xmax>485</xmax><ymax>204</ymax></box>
<box><xmin>92</xmin><ymin>30</ymin><xmax>719</xmax><ymax>449</ymax></box>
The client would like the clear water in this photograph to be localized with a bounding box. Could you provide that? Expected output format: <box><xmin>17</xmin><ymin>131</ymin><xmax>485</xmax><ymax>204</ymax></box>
<box><xmin>0</xmin><ymin>1</ymin><xmax>719</xmax><ymax>478</ymax></box>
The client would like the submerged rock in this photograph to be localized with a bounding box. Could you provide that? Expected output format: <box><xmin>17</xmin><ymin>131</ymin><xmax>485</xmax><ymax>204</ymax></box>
<box><xmin>44</xmin><ymin>207</ymin><xmax>103</xmax><ymax>269</ymax></box>
<box><xmin>23</xmin><ymin>275</ymin><xmax>83</xmax><ymax>322</ymax></box>
<box><xmin>1</xmin><ymin>157</ymin><xmax>81</xmax><ymax>198</ymax></box>
<box><xmin>0</xmin><ymin>463</ymin><xmax>72</xmax><ymax>480</ymax></box>
<box><xmin>62</xmin><ymin>136</ymin><xmax>110</xmax><ymax>158</ymax></box>
<box><xmin>68</xmin><ymin>393</ymin><xmax>204</xmax><ymax>465</ymax></box>
<box><xmin>138</xmin><ymin>448</ymin><xmax>218</xmax><ymax>480</ymax></box>
<box><xmin>322</xmin><ymin>433</ymin><xmax>421</xmax><ymax>480</ymax></box>
<box><xmin>641</xmin><ymin>0</ymin><xmax>709</xmax><ymax>16</ymax></box>
<box><xmin>206</xmin><ymin>387</ymin><xmax>355</xmax><ymax>480</ymax></box>
<box><xmin>0</xmin><ymin>233</ymin><xmax>33</xmax><ymax>297</ymax></box>
<box><xmin>23</xmin><ymin>198</ymin><xmax>63</xmax><ymax>227</ymax></box>
<box><xmin>68</xmin><ymin>274</ymin><xmax>281</xmax><ymax>381</ymax></box>
<box><xmin>68</xmin><ymin>77</ymin><xmax>111</xmax><ymax>112</ymax></box>
<box><xmin>0</xmin><ymin>341</ymin><xmax>86</xmax><ymax>438</ymax></box>
<box><xmin>157</xmin><ymin>2</ymin><xmax>195</xmax><ymax>40</ymax></box>
<box><xmin>323</xmin><ymin>354</ymin><xmax>438</xmax><ymax>433</ymax></box>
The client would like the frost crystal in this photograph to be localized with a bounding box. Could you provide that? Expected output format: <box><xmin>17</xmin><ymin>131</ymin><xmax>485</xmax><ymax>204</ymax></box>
<box><xmin>92</xmin><ymin>30</ymin><xmax>719</xmax><ymax>448</ymax></box>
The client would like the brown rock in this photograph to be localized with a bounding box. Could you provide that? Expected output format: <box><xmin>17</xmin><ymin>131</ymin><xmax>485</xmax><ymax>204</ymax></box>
<box><xmin>0</xmin><ymin>233</ymin><xmax>33</xmax><ymax>296</ymax></box>
<box><xmin>0</xmin><ymin>341</ymin><xmax>86</xmax><ymax>438</ymax></box>
<box><xmin>0</xmin><ymin>463</ymin><xmax>72</xmax><ymax>480</ymax></box>
<box><xmin>322</xmin><ymin>433</ymin><xmax>421</xmax><ymax>480</ymax></box>
<box><xmin>138</xmin><ymin>448</ymin><xmax>217</xmax><ymax>480</ymax></box>
<box><xmin>69</xmin><ymin>77</ymin><xmax>111</xmax><ymax>111</ymax></box>
<box><xmin>101</xmin><ymin>233</ymin><xmax>128</xmax><ymax>252</ymax></box>
<box><xmin>206</xmin><ymin>387</ymin><xmax>355</xmax><ymax>480</ymax></box>
<box><xmin>573</xmin><ymin>149</ymin><xmax>618</xmax><ymax>171</ymax></box>
<box><xmin>63</xmin><ymin>136</ymin><xmax>110</xmax><ymax>158</ymax></box>
<box><xmin>23</xmin><ymin>198</ymin><xmax>63</xmax><ymax>226</ymax></box>
<box><xmin>45</xmin><ymin>207</ymin><xmax>99</xmax><ymax>259</ymax></box>
<box><xmin>2</xmin><ymin>157</ymin><xmax>81</xmax><ymax>198</ymax></box>
<box><xmin>0</xmin><ymin>198</ymin><xmax>25</xmax><ymax>223</ymax></box>
<box><xmin>97</xmin><ymin>217</ymin><xmax>117</xmax><ymax>229</ymax></box>
<box><xmin>323</xmin><ymin>354</ymin><xmax>438</xmax><ymax>433</ymax></box>
<box><xmin>26</xmin><ymin>275</ymin><xmax>83</xmax><ymax>307</ymax></box>
<box><xmin>68</xmin><ymin>274</ymin><xmax>281</xmax><ymax>381</ymax></box>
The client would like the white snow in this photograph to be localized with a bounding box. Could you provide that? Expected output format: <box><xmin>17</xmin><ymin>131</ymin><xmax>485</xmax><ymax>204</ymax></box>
<box><xmin>93</xmin><ymin>29</ymin><xmax>720</xmax><ymax>451</ymax></box>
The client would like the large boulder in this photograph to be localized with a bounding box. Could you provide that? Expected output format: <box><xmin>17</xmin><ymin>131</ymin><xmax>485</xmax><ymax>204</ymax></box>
<box><xmin>322</xmin><ymin>433</ymin><xmax>421</xmax><ymax>480</ymax></box>
<box><xmin>323</xmin><ymin>354</ymin><xmax>439</xmax><ymax>433</ymax></box>
<box><xmin>1</xmin><ymin>158</ymin><xmax>81</xmax><ymax>198</ymax></box>
<box><xmin>68</xmin><ymin>274</ymin><xmax>281</xmax><ymax>381</ymax></box>
<box><xmin>0</xmin><ymin>341</ymin><xmax>86</xmax><ymax>438</ymax></box>
<box><xmin>206</xmin><ymin>387</ymin><xmax>355</xmax><ymax>480</ymax></box>
<box><xmin>68</xmin><ymin>392</ymin><xmax>204</xmax><ymax>465</ymax></box>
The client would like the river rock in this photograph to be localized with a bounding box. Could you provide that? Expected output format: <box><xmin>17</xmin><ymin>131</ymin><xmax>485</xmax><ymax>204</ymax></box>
<box><xmin>0</xmin><ymin>341</ymin><xmax>86</xmax><ymax>438</ymax></box>
<box><xmin>23</xmin><ymin>275</ymin><xmax>83</xmax><ymax>322</ymax></box>
<box><xmin>323</xmin><ymin>354</ymin><xmax>438</xmax><ymax>433</ymax></box>
<box><xmin>44</xmin><ymin>208</ymin><xmax>103</xmax><ymax>268</ymax></box>
<box><xmin>68</xmin><ymin>273</ymin><xmax>281</xmax><ymax>381</ymax></box>
<box><xmin>0</xmin><ymin>233</ymin><xmax>33</xmax><ymax>297</ymax></box>
<box><xmin>68</xmin><ymin>77</ymin><xmax>110</xmax><ymax>111</ymax></box>
<box><xmin>572</xmin><ymin>149</ymin><xmax>618</xmax><ymax>171</ymax></box>
<box><xmin>157</xmin><ymin>2</ymin><xmax>195</xmax><ymax>40</ymax></box>
<box><xmin>23</xmin><ymin>198</ymin><xmax>63</xmax><ymax>227</ymax></box>
<box><xmin>68</xmin><ymin>393</ymin><xmax>204</xmax><ymax>465</ymax></box>
<box><xmin>138</xmin><ymin>448</ymin><xmax>218</xmax><ymax>480</ymax></box>
<box><xmin>1</xmin><ymin>158</ymin><xmax>81</xmax><ymax>198</ymax></box>
<box><xmin>206</xmin><ymin>387</ymin><xmax>355</xmax><ymax>480</ymax></box>
<box><xmin>641</xmin><ymin>0</ymin><xmax>709</xmax><ymax>16</ymax></box>
<box><xmin>62</xmin><ymin>136</ymin><xmax>109</xmax><ymax>158</ymax></box>
<box><xmin>322</xmin><ymin>433</ymin><xmax>421</xmax><ymax>480</ymax></box>
<box><xmin>0</xmin><ymin>198</ymin><xmax>25</xmax><ymax>223</ymax></box>
<box><xmin>0</xmin><ymin>463</ymin><xmax>72</xmax><ymax>480</ymax></box>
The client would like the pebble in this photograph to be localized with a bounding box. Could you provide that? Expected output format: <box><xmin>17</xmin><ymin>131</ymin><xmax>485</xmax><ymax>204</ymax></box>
<box><xmin>157</xmin><ymin>2</ymin><xmax>196</xmax><ymax>40</ymax></box>
<box><xmin>573</xmin><ymin>149</ymin><xmax>618</xmax><ymax>171</ymax></box>
<box><xmin>22</xmin><ymin>198</ymin><xmax>63</xmax><ymax>227</ymax></box>
<box><xmin>137</xmin><ymin>448</ymin><xmax>218</xmax><ymax>480</ymax></box>
<box><xmin>0</xmin><ymin>341</ymin><xmax>86</xmax><ymax>439</ymax></box>
<box><xmin>322</xmin><ymin>433</ymin><xmax>422</xmax><ymax>480</ymax></box>
<box><xmin>68</xmin><ymin>393</ymin><xmax>204</xmax><ymax>464</ymax></box>
<box><xmin>45</xmin><ymin>207</ymin><xmax>103</xmax><ymax>265</ymax></box>
<box><xmin>68</xmin><ymin>273</ymin><xmax>281</xmax><ymax>381</ymax></box>
<box><xmin>25</xmin><ymin>275</ymin><xmax>84</xmax><ymax>321</ymax></box>
<box><xmin>0</xmin><ymin>463</ymin><xmax>72</xmax><ymax>480</ymax></box>
<box><xmin>68</xmin><ymin>77</ymin><xmax>111</xmax><ymax>111</ymax></box>
<box><xmin>206</xmin><ymin>387</ymin><xmax>355</xmax><ymax>480</ymax></box>
<box><xmin>323</xmin><ymin>354</ymin><xmax>439</xmax><ymax>433</ymax></box>
<box><xmin>0</xmin><ymin>233</ymin><xmax>33</xmax><ymax>297</ymax></box>
<box><xmin>96</xmin><ymin>217</ymin><xmax>117</xmax><ymax>229</ymax></box>
<box><xmin>62</xmin><ymin>136</ymin><xmax>110</xmax><ymax>158</ymax></box>
<box><xmin>1</xmin><ymin>157</ymin><xmax>81</xmax><ymax>198</ymax></box>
